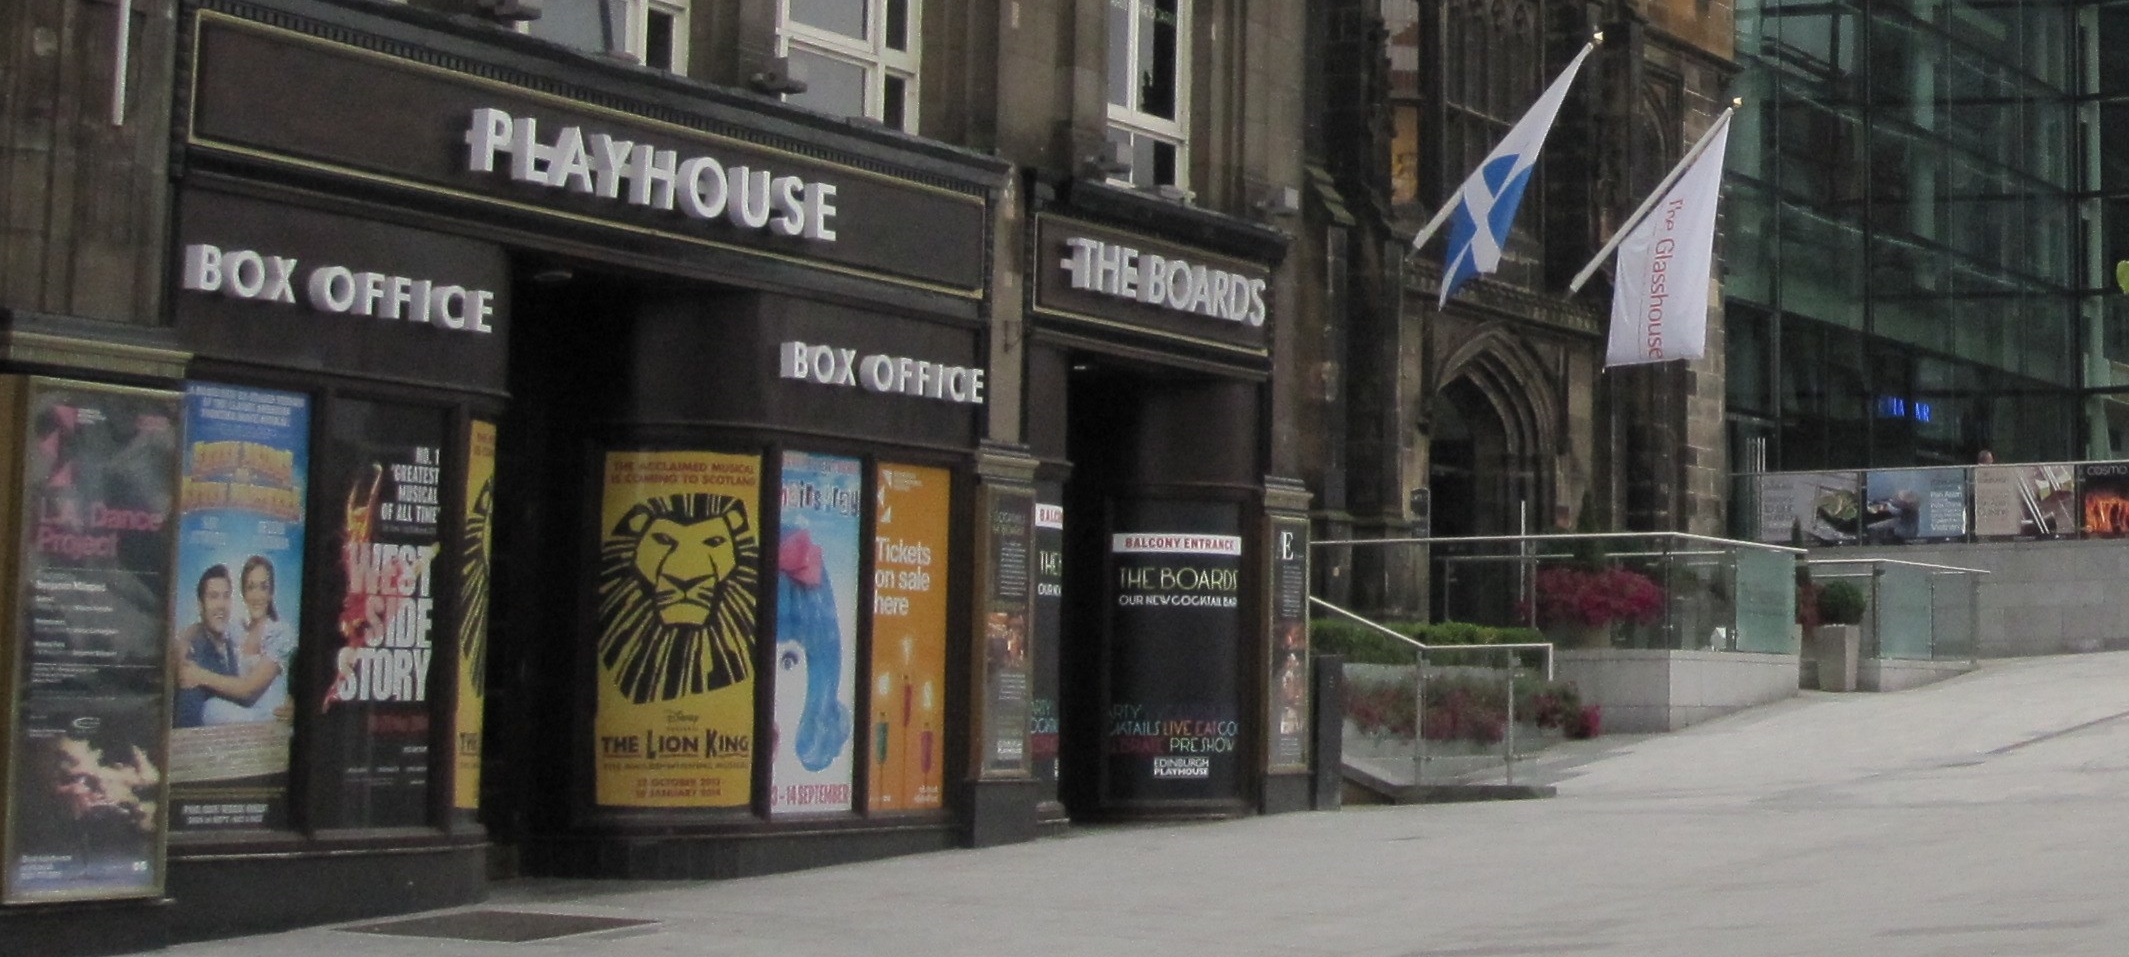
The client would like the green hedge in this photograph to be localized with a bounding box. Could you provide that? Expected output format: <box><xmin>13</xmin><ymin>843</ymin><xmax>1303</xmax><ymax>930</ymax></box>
<box><xmin>1309</xmin><ymin>617</ymin><xmax>1546</xmax><ymax>664</ymax></box>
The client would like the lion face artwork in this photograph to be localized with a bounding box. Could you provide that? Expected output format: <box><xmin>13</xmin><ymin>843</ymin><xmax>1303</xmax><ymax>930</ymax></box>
<box><xmin>633</xmin><ymin>512</ymin><xmax>739</xmax><ymax>627</ymax></box>
<box><xmin>597</xmin><ymin>493</ymin><xmax>759</xmax><ymax>705</ymax></box>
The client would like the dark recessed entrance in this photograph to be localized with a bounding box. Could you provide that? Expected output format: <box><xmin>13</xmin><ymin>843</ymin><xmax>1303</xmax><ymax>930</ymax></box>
<box><xmin>1045</xmin><ymin>352</ymin><xmax>1259</xmax><ymax>822</ymax></box>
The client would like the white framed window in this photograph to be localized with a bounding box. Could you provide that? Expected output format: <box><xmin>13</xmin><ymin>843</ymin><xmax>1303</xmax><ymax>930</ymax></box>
<box><xmin>1106</xmin><ymin>0</ymin><xmax>1189</xmax><ymax>191</ymax></box>
<box><xmin>778</xmin><ymin>0</ymin><xmax>921</xmax><ymax>133</ymax></box>
<box><xmin>523</xmin><ymin>0</ymin><xmax>688</xmax><ymax>73</ymax></box>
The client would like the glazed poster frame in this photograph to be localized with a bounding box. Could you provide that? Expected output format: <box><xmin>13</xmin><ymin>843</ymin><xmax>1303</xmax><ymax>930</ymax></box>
<box><xmin>1754</xmin><ymin>472</ymin><xmax>1863</xmax><ymax>546</ymax></box>
<box><xmin>1858</xmin><ymin>468</ymin><xmax>1968</xmax><ymax>545</ymax></box>
<box><xmin>1102</xmin><ymin>499</ymin><xmax>1247</xmax><ymax>806</ymax></box>
<box><xmin>1265</xmin><ymin>515</ymin><xmax>1310</xmax><ymax>773</ymax></box>
<box><xmin>309</xmin><ymin>398</ymin><xmax>450</xmax><ymax>830</ymax></box>
<box><xmin>167</xmin><ymin>383</ymin><xmax>310</xmax><ymax>833</ymax></box>
<box><xmin>866</xmin><ymin>463</ymin><xmax>952</xmax><ymax>813</ymax></box>
<box><xmin>2079</xmin><ymin>463</ymin><xmax>2129</xmax><ymax>537</ymax></box>
<box><xmin>975</xmin><ymin>487</ymin><xmax>1035</xmax><ymax>778</ymax></box>
<box><xmin>769</xmin><ymin>451</ymin><xmax>861</xmax><ymax>815</ymax></box>
<box><xmin>1</xmin><ymin>377</ymin><xmax>182</xmax><ymax>904</ymax></box>
<box><xmin>1028</xmin><ymin>490</ymin><xmax>1064</xmax><ymax>796</ymax></box>
<box><xmin>453</xmin><ymin>420</ymin><xmax>496</xmax><ymax>811</ymax></box>
<box><xmin>1971</xmin><ymin>464</ymin><xmax>2077</xmax><ymax>541</ymax></box>
<box><xmin>591</xmin><ymin>450</ymin><xmax>762</xmax><ymax>809</ymax></box>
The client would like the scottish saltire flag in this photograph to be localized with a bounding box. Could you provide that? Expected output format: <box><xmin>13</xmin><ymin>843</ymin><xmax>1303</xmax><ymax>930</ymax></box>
<box><xmin>1605</xmin><ymin>109</ymin><xmax>1733</xmax><ymax>367</ymax></box>
<box><xmin>1435</xmin><ymin>41</ymin><xmax>1598</xmax><ymax>307</ymax></box>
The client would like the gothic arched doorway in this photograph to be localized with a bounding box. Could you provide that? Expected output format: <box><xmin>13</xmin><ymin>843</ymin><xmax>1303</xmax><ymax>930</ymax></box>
<box><xmin>1428</xmin><ymin>336</ymin><xmax>1556</xmax><ymax>622</ymax></box>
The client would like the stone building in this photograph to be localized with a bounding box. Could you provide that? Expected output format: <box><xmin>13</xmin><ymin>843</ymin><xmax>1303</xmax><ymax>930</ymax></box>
<box><xmin>1303</xmin><ymin>0</ymin><xmax>1741</xmax><ymax>617</ymax></box>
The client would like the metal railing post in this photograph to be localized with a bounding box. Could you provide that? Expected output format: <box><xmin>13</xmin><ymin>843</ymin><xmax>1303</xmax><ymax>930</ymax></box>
<box><xmin>1413</xmin><ymin>653</ymin><xmax>1427</xmax><ymax>785</ymax></box>
<box><xmin>1503</xmin><ymin>649</ymin><xmax>1516</xmax><ymax>786</ymax></box>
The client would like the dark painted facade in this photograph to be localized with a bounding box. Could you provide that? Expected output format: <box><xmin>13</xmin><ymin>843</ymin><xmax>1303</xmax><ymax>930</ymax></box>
<box><xmin>0</xmin><ymin>0</ymin><xmax>1321</xmax><ymax>949</ymax></box>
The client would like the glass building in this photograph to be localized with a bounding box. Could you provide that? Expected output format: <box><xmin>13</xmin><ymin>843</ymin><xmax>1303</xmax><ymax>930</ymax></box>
<box><xmin>1724</xmin><ymin>0</ymin><xmax>2129</xmax><ymax>471</ymax></box>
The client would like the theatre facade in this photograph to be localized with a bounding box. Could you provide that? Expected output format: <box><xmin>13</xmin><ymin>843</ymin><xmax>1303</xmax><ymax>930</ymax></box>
<box><xmin>0</xmin><ymin>0</ymin><xmax>1321</xmax><ymax>949</ymax></box>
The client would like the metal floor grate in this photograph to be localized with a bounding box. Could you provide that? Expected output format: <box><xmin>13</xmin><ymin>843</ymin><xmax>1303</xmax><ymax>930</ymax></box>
<box><xmin>341</xmin><ymin>910</ymin><xmax>657</xmax><ymax>943</ymax></box>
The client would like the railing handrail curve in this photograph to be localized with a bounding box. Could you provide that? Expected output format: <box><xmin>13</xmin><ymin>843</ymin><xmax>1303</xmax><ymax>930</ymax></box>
<box><xmin>1308</xmin><ymin>595</ymin><xmax>1555</xmax><ymax>681</ymax></box>
<box><xmin>1312</xmin><ymin>531</ymin><xmax>1807</xmax><ymax>555</ymax></box>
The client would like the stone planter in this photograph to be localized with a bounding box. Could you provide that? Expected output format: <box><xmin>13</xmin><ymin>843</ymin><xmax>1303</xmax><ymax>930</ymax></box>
<box><xmin>1556</xmin><ymin>649</ymin><xmax>1800</xmax><ymax>733</ymax></box>
<box><xmin>1811</xmin><ymin>624</ymin><xmax>1861</xmax><ymax>692</ymax></box>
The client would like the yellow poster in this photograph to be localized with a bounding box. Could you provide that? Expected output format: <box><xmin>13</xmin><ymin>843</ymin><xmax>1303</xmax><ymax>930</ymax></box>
<box><xmin>593</xmin><ymin>450</ymin><xmax>761</xmax><ymax>808</ymax></box>
<box><xmin>867</xmin><ymin>463</ymin><xmax>951</xmax><ymax>811</ymax></box>
<box><xmin>453</xmin><ymin>421</ymin><xmax>496</xmax><ymax>810</ymax></box>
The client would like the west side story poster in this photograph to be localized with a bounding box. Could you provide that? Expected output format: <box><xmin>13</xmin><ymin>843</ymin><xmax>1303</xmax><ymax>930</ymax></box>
<box><xmin>593</xmin><ymin>450</ymin><xmax>760</xmax><ymax>809</ymax></box>
<box><xmin>312</xmin><ymin>400</ymin><xmax>446</xmax><ymax>829</ymax></box>
<box><xmin>771</xmin><ymin>452</ymin><xmax>860</xmax><ymax>815</ymax></box>
<box><xmin>168</xmin><ymin>383</ymin><xmax>308</xmax><ymax>832</ymax></box>
<box><xmin>4</xmin><ymin>379</ymin><xmax>180</xmax><ymax>903</ymax></box>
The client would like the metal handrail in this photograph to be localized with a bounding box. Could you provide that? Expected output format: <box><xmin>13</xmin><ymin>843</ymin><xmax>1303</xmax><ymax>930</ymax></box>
<box><xmin>1314</xmin><ymin>531</ymin><xmax>1809</xmax><ymax>555</ymax></box>
<box><xmin>1807</xmin><ymin>557</ymin><xmax>1991</xmax><ymax>575</ymax></box>
<box><xmin>1309</xmin><ymin>595</ymin><xmax>1555</xmax><ymax>681</ymax></box>
<box><xmin>1735</xmin><ymin>457</ymin><xmax>2117</xmax><ymax>476</ymax></box>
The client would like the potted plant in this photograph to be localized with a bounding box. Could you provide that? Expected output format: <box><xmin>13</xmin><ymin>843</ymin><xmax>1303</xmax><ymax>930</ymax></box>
<box><xmin>1812</xmin><ymin>580</ymin><xmax>1867</xmax><ymax>691</ymax></box>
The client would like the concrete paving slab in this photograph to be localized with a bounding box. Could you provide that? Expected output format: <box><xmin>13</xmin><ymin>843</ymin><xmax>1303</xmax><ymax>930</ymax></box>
<box><xmin>163</xmin><ymin>652</ymin><xmax>2129</xmax><ymax>957</ymax></box>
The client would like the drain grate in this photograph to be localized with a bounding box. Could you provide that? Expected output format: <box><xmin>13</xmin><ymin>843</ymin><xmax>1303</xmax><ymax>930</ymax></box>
<box><xmin>342</xmin><ymin>910</ymin><xmax>657</xmax><ymax>943</ymax></box>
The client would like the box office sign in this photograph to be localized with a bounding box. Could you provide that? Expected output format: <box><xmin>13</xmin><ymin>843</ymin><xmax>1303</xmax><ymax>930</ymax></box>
<box><xmin>1032</xmin><ymin>216</ymin><xmax>1273</xmax><ymax>356</ymax></box>
<box><xmin>175</xmin><ymin>188</ymin><xmax>510</xmax><ymax>395</ymax></box>
<box><xmin>187</xmin><ymin>13</ymin><xmax>989</xmax><ymax>296</ymax></box>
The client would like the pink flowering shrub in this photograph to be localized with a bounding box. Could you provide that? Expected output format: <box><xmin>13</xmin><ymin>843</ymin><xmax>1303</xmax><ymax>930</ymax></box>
<box><xmin>1529</xmin><ymin>565</ymin><xmax>1666</xmax><ymax>629</ymax></box>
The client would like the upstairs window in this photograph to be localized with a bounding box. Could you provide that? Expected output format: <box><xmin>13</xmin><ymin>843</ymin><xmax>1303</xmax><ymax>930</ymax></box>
<box><xmin>525</xmin><ymin>0</ymin><xmax>688</xmax><ymax>72</ymax></box>
<box><xmin>1106</xmin><ymin>0</ymin><xmax>1189</xmax><ymax>191</ymax></box>
<box><xmin>779</xmin><ymin>0</ymin><xmax>921</xmax><ymax>132</ymax></box>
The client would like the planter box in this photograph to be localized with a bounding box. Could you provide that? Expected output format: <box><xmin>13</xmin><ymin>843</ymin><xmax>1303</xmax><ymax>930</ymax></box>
<box><xmin>1810</xmin><ymin>624</ymin><xmax>1862</xmax><ymax>692</ymax></box>
<box><xmin>1555</xmin><ymin>649</ymin><xmax>1799</xmax><ymax>734</ymax></box>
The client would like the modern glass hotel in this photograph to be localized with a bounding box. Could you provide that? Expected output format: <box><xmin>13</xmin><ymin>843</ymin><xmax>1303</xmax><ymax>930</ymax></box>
<box><xmin>1723</xmin><ymin>0</ymin><xmax>2129</xmax><ymax>472</ymax></box>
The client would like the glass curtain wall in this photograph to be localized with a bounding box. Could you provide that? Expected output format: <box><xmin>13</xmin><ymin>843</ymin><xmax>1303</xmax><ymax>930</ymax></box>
<box><xmin>1726</xmin><ymin>0</ymin><xmax>2095</xmax><ymax>471</ymax></box>
<box><xmin>2092</xmin><ymin>1</ymin><xmax>2129</xmax><ymax>452</ymax></box>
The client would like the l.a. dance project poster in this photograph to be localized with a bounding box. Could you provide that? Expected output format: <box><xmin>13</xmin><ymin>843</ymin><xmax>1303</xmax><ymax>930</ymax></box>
<box><xmin>168</xmin><ymin>383</ymin><xmax>308</xmax><ymax>833</ymax></box>
<box><xmin>771</xmin><ymin>452</ymin><xmax>859</xmax><ymax>815</ymax></box>
<box><xmin>593</xmin><ymin>451</ymin><xmax>760</xmax><ymax>809</ymax></box>
<box><xmin>313</xmin><ymin>400</ymin><xmax>446</xmax><ymax>829</ymax></box>
<box><xmin>4</xmin><ymin>379</ymin><xmax>179</xmax><ymax>903</ymax></box>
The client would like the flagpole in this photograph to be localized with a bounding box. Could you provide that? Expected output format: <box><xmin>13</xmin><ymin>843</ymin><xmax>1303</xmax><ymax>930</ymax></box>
<box><xmin>1568</xmin><ymin>103</ymin><xmax>1737</xmax><ymax>293</ymax></box>
<box><xmin>1406</xmin><ymin>33</ymin><xmax>1603</xmax><ymax>259</ymax></box>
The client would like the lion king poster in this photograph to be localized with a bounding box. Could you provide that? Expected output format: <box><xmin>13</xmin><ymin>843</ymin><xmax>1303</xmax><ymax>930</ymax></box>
<box><xmin>593</xmin><ymin>450</ymin><xmax>761</xmax><ymax>808</ymax></box>
<box><xmin>453</xmin><ymin>420</ymin><xmax>495</xmax><ymax>811</ymax></box>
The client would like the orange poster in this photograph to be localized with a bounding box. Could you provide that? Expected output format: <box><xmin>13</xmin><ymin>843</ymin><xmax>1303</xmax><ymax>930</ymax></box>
<box><xmin>867</xmin><ymin>463</ymin><xmax>951</xmax><ymax>811</ymax></box>
<box><xmin>453</xmin><ymin>420</ymin><xmax>495</xmax><ymax>810</ymax></box>
<box><xmin>592</xmin><ymin>450</ymin><xmax>761</xmax><ymax>808</ymax></box>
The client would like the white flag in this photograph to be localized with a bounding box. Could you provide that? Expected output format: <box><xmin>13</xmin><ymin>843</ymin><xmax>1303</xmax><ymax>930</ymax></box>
<box><xmin>1434</xmin><ymin>41</ymin><xmax>1597</xmax><ymax>307</ymax></box>
<box><xmin>1606</xmin><ymin>111</ymin><xmax>1732</xmax><ymax>367</ymax></box>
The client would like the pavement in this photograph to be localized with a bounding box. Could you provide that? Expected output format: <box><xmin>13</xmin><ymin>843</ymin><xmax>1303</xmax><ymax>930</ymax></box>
<box><xmin>169</xmin><ymin>651</ymin><xmax>2129</xmax><ymax>957</ymax></box>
